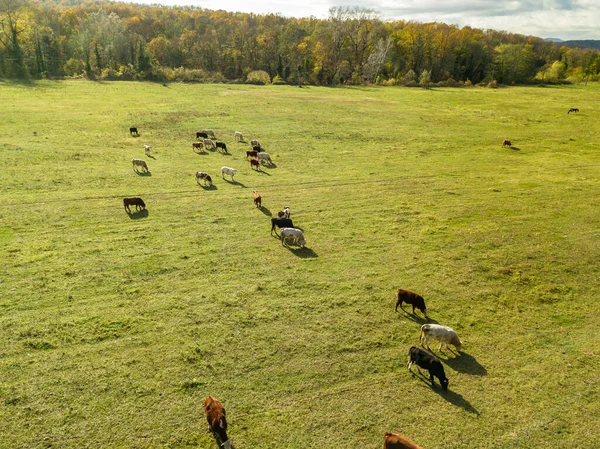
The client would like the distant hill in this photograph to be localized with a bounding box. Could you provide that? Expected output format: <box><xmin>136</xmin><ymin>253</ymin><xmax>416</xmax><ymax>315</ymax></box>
<box><xmin>545</xmin><ymin>38</ymin><xmax>564</xmax><ymax>42</ymax></box>
<box><xmin>560</xmin><ymin>40</ymin><xmax>600</xmax><ymax>50</ymax></box>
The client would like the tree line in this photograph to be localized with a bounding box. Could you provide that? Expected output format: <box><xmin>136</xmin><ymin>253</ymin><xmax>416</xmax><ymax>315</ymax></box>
<box><xmin>1</xmin><ymin>0</ymin><xmax>599</xmax><ymax>85</ymax></box>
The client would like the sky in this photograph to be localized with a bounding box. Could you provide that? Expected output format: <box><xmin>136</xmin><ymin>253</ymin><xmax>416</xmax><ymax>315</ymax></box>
<box><xmin>127</xmin><ymin>0</ymin><xmax>600</xmax><ymax>41</ymax></box>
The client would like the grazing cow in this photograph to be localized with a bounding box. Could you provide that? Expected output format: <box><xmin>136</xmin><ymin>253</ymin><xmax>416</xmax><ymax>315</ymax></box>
<box><xmin>132</xmin><ymin>158</ymin><xmax>148</xmax><ymax>172</ymax></box>
<box><xmin>250</xmin><ymin>139</ymin><xmax>260</xmax><ymax>148</ymax></box>
<box><xmin>253</xmin><ymin>190</ymin><xmax>261</xmax><ymax>208</ymax></box>
<box><xmin>204</xmin><ymin>396</ymin><xmax>232</xmax><ymax>449</ymax></box>
<box><xmin>196</xmin><ymin>132</ymin><xmax>208</xmax><ymax>140</ymax></box>
<box><xmin>250</xmin><ymin>159</ymin><xmax>261</xmax><ymax>170</ymax></box>
<box><xmin>278</xmin><ymin>206</ymin><xmax>290</xmax><ymax>219</ymax></box>
<box><xmin>193</xmin><ymin>142</ymin><xmax>204</xmax><ymax>152</ymax></box>
<box><xmin>235</xmin><ymin>131</ymin><xmax>244</xmax><ymax>141</ymax></box>
<box><xmin>204</xmin><ymin>138</ymin><xmax>216</xmax><ymax>149</ymax></box>
<box><xmin>421</xmin><ymin>324</ymin><xmax>462</xmax><ymax>352</ymax></box>
<box><xmin>395</xmin><ymin>289</ymin><xmax>428</xmax><ymax>319</ymax></box>
<box><xmin>246</xmin><ymin>150</ymin><xmax>258</xmax><ymax>159</ymax></box>
<box><xmin>144</xmin><ymin>145</ymin><xmax>151</xmax><ymax>156</ymax></box>
<box><xmin>216</xmin><ymin>141</ymin><xmax>228</xmax><ymax>153</ymax></box>
<box><xmin>257</xmin><ymin>152</ymin><xmax>273</xmax><ymax>165</ymax></box>
<box><xmin>252</xmin><ymin>145</ymin><xmax>262</xmax><ymax>153</ymax></box>
<box><xmin>129</xmin><ymin>127</ymin><xmax>139</xmax><ymax>137</ymax></box>
<box><xmin>202</xmin><ymin>129</ymin><xmax>216</xmax><ymax>139</ymax></box>
<box><xmin>408</xmin><ymin>345</ymin><xmax>449</xmax><ymax>390</ymax></box>
<box><xmin>196</xmin><ymin>171</ymin><xmax>213</xmax><ymax>186</ymax></box>
<box><xmin>123</xmin><ymin>197</ymin><xmax>145</xmax><ymax>213</ymax></box>
<box><xmin>280</xmin><ymin>227</ymin><xmax>306</xmax><ymax>248</ymax></box>
<box><xmin>271</xmin><ymin>217</ymin><xmax>294</xmax><ymax>236</ymax></box>
<box><xmin>221</xmin><ymin>166</ymin><xmax>237</xmax><ymax>181</ymax></box>
<box><xmin>568</xmin><ymin>108</ymin><xmax>579</xmax><ymax>114</ymax></box>
<box><xmin>502</xmin><ymin>139</ymin><xmax>512</xmax><ymax>148</ymax></box>
<box><xmin>383</xmin><ymin>432</ymin><xmax>425</xmax><ymax>449</ymax></box>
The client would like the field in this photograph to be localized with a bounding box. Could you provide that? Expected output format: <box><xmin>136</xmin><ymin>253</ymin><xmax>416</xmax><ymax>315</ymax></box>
<box><xmin>1</xmin><ymin>80</ymin><xmax>599</xmax><ymax>449</ymax></box>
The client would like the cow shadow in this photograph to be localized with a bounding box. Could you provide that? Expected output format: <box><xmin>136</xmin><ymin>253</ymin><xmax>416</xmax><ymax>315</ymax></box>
<box><xmin>439</xmin><ymin>351</ymin><xmax>487</xmax><ymax>376</ymax></box>
<box><xmin>223</xmin><ymin>179</ymin><xmax>246</xmax><ymax>188</ymax></box>
<box><xmin>396</xmin><ymin>309</ymin><xmax>438</xmax><ymax>325</ymax></box>
<box><xmin>264</xmin><ymin>162</ymin><xmax>278</xmax><ymax>169</ymax></box>
<box><xmin>258</xmin><ymin>206</ymin><xmax>272</xmax><ymax>216</ymax></box>
<box><xmin>410</xmin><ymin>371</ymin><xmax>480</xmax><ymax>415</ymax></box>
<box><xmin>126</xmin><ymin>209</ymin><xmax>149</xmax><ymax>219</ymax></box>
<box><xmin>134</xmin><ymin>171</ymin><xmax>152</xmax><ymax>176</ymax></box>
<box><xmin>287</xmin><ymin>246</ymin><xmax>318</xmax><ymax>258</ymax></box>
<box><xmin>509</xmin><ymin>146</ymin><xmax>521</xmax><ymax>151</ymax></box>
<box><xmin>146</xmin><ymin>154</ymin><xmax>156</xmax><ymax>159</ymax></box>
<box><xmin>253</xmin><ymin>169</ymin><xmax>271</xmax><ymax>176</ymax></box>
<box><xmin>219</xmin><ymin>152</ymin><xmax>232</xmax><ymax>157</ymax></box>
<box><xmin>199</xmin><ymin>184</ymin><xmax>217</xmax><ymax>191</ymax></box>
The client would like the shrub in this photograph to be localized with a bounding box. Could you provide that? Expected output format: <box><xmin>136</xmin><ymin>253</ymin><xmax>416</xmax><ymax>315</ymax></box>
<box><xmin>446</xmin><ymin>77</ymin><xmax>458</xmax><ymax>87</ymax></box>
<box><xmin>272</xmin><ymin>75</ymin><xmax>286</xmax><ymax>85</ymax></box>
<box><xmin>465</xmin><ymin>78</ymin><xmax>473</xmax><ymax>87</ymax></box>
<box><xmin>246</xmin><ymin>70</ymin><xmax>271</xmax><ymax>85</ymax></box>
<box><xmin>487</xmin><ymin>80</ymin><xmax>498</xmax><ymax>88</ymax></box>
<box><xmin>64</xmin><ymin>58</ymin><xmax>85</xmax><ymax>77</ymax></box>
<box><xmin>402</xmin><ymin>69</ymin><xmax>416</xmax><ymax>85</ymax></box>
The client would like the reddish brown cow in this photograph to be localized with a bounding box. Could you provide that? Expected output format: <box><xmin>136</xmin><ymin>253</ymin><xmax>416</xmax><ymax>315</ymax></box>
<box><xmin>253</xmin><ymin>190</ymin><xmax>261</xmax><ymax>208</ymax></box>
<box><xmin>204</xmin><ymin>396</ymin><xmax>232</xmax><ymax>449</ymax></box>
<box><xmin>246</xmin><ymin>150</ymin><xmax>258</xmax><ymax>159</ymax></box>
<box><xmin>250</xmin><ymin>159</ymin><xmax>260</xmax><ymax>170</ymax></box>
<box><xmin>383</xmin><ymin>432</ymin><xmax>424</xmax><ymax>449</ymax></box>
<box><xmin>395</xmin><ymin>289</ymin><xmax>428</xmax><ymax>319</ymax></box>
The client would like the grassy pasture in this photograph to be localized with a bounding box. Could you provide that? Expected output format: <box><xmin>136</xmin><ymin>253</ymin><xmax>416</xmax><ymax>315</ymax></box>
<box><xmin>0</xmin><ymin>80</ymin><xmax>599</xmax><ymax>449</ymax></box>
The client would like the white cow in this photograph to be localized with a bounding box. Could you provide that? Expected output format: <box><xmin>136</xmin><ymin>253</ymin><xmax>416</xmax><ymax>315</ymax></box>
<box><xmin>257</xmin><ymin>152</ymin><xmax>273</xmax><ymax>165</ymax></box>
<box><xmin>143</xmin><ymin>145</ymin><xmax>151</xmax><ymax>156</ymax></box>
<box><xmin>234</xmin><ymin>131</ymin><xmax>244</xmax><ymax>142</ymax></box>
<box><xmin>132</xmin><ymin>158</ymin><xmax>148</xmax><ymax>172</ymax></box>
<box><xmin>250</xmin><ymin>139</ymin><xmax>260</xmax><ymax>148</ymax></box>
<box><xmin>203</xmin><ymin>138</ymin><xmax>215</xmax><ymax>149</ymax></box>
<box><xmin>280</xmin><ymin>227</ymin><xmax>305</xmax><ymax>248</ymax></box>
<box><xmin>420</xmin><ymin>324</ymin><xmax>462</xmax><ymax>352</ymax></box>
<box><xmin>202</xmin><ymin>129</ymin><xmax>216</xmax><ymax>139</ymax></box>
<box><xmin>221</xmin><ymin>166</ymin><xmax>237</xmax><ymax>181</ymax></box>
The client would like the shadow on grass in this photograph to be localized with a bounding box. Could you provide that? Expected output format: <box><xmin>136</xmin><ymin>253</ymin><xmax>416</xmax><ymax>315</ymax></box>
<box><xmin>439</xmin><ymin>351</ymin><xmax>487</xmax><ymax>376</ymax></box>
<box><xmin>410</xmin><ymin>370</ymin><xmax>480</xmax><ymax>415</ymax></box>
<box><xmin>222</xmin><ymin>179</ymin><xmax>246</xmax><ymax>188</ymax></box>
<box><xmin>126</xmin><ymin>209</ymin><xmax>149</xmax><ymax>219</ymax></box>
<box><xmin>134</xmin><ymin>170</ymin><xmax>152</xmax><ymax>176</ymax></box>
<box><xmin>146</xmin><ymin>154</ymin><xmax>156</xmax><ymax>159</ymax></box>
<box><xmin>199</xmin><ymin>184</ymin><xmax>217</xmax><ymax>191</ymax></box>
<box><xmin>252</xmin><ymin>169</ymin><xmax>271</xmax><ymax>176</ymax></box>
<box><xmin>258</xmin><ymin>206</ymin><xmax>272</xmax><ymax>217</ymax></box>
<box><xmin>396</xmin><ymin>309</ymin><xmax>438</xmax><ymax>325</ymax></box>
<box><xmin>286</xmin><ymin>246</ymin><xmax>318</xmax><ymax>258</ymax></box>
<box><xmin>263</xmin><ymin>162</ymin><xmax>278</xmax><ymax>169</ymax></box>
<box><xmin>509</xmin><ymin>146</ymin><xmax>521</xmax><ymax>151</ymax></box>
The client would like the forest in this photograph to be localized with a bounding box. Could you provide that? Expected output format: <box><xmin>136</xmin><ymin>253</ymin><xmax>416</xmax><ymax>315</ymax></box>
<box><xmin>1</xmin><ymin>0</ymin><xmax>600</xmax><ymax>85</ymax></box>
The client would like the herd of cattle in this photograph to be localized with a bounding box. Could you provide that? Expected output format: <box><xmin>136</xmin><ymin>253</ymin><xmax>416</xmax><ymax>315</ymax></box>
<box><xmin>124</xmin><ymin>127</ymin><xmax>307</xmax><ymax>248</ymax></box>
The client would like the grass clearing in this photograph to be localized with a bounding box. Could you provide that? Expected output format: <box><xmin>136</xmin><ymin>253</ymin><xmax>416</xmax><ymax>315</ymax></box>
<box><xmin>1</xmin><ymin>80</ymin><xmax>599</xmax><ymax>448</ymax></box>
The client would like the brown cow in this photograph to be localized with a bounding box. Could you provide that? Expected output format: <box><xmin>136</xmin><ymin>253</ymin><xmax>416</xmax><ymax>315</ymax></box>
<box><xmin>395</xmin><ymin>289</ymin><xmax>428</xmax><ymax>319</ymax></box>
<box><xmin>246</xmin><ymin>150</ymin><xmax>258</xmax><ymax>159</ymax></box>
<box><xmin>502</xmin><ymin>139</ymin><xmax>512</xmax><ymax>148</ymax></box>
<box><xmin>204</xmin><ymin>396</ymin><xmax>232</xmax><ymax>449</ymax></box>
<box><xmin>383</xmin><ymin>432</ymin><xmax>424</xmax><ymax>449</ymax></box>
<box><xmin>193</xmin><ymin>142</ymin><xmax>204</xmax><ymax>152</ymax></box>
<box><xmin>250</xmin><ymin>159</ymin><xmax>261</xmax><ymax>170</ymax></box>
<box><xmin>253</xmin><ymin>190</ymin><xmax>261</xmax><ymax>208</ymax></box>
<box><xmin>123</xmin><ymin>197</ymin><xmax>145</xmax><ymax>213</ymax></box>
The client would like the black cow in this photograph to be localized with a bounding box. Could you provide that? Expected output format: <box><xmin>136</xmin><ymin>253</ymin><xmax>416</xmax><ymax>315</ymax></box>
<box><xmin>123</xmin><ymin>197</ymin><xmax>146</xmax><ymax>213</ymax></box>
<box><xmin>408</xmin><ymin>346</ymin><xmax>448</xmax><ymax>390</ymax></box>
<box><xmin>196</xmin><ymin>132</ymin><xmax>208</xmax><ymax>139</ymax></box>
<box><xmin>568</xmin><ymin>108</ymin><xmax>579</xmax><ymax>114</ymax></box>
<box><xmin>130</xmin><ymin>127</ymin><xmax>139</xmax><ymax>137</ymax></box>
<box><xmin>252</xmin><ymin>145</ymin><xmax>262</xmax><ymax>153</ymax></box>
<box><xmin>216</xmin><ymin>142</ymin><xmax>228</xmax><ymax>153</ymax></box>
<box><xmin>271</xmin><ymin>217</ymin><xmax>294</xmax><ymax>236</ymax></box>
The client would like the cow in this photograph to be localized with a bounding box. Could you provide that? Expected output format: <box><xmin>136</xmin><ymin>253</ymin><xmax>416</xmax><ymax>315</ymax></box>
<box><xmin>502</xmin><ymin>139</ymin><xmax>512</xmax><ymax>148</ymax></box>
<box><xmin>408</xmin><ymin>345</ymin><xmax>449</xmax><ymax>390</ymax></box>
<box><xmin>246</xmin><ymin>150</ymin><xmax>258</xmax><ymax>159</ymax></box>
<box><xmin>250</xmin><ymin>159</ymin><xmax>261</xmax><ymax>170</ymax></box>
<box><xmin>383</xmin><ymin>432</ymin><xmax>425</xmax><ymax>449</ymax></box>
<box><xmin>130</xmin><ymin>127</ymin><xmax>139</xmax><ymax>137</ymax></box>
<box><xmin>204</xmin><ymin>396</ymin><xmax>232</xmax><ymax>449</ymax></box>
<box><xmin>196</xmin><ymin>132</ymin><xmax>208</xmax><ymax>140</ymax></box>
<box><xmin>132</xmin><ymin>158</ymin><xmax>148</xmax><ymax>172</ymax></box>
<box><xmin>252</xmin><ymin>145</ymin><xmax>262</xmax><ymax>153</ymax></box>
<box><xmin>235</xmin><ymin>131</ymin><xmax>244</xmax><ymax>141</ymax></box>
<box><xmin>196</xmin><ymin>171</ymin><xmax>213</xmax><ymax>186</ymax></box>
<box><xmin>281</xmin><ymin>206</ymin><xmax>290</xmax><ymax>219</ymax></box>
<box><xmin>221</xmin><ymin>166</ymin><xmax>237</xmax><ymax>181</ymax></box>
<box><xmin>280</xmin><ymin>227</ymin><xmax>306</xmax><ymax>248</ymax></box>
<box><xmin>204</xmin><ymin>138</ymin><xmax>216</xmax><ymax>149</ymax></box>
<box><xmin>395</xmin><ymin>289</ymin><xmax>428</xmax><ymax>319</ymax></box>
<box><xmin>271</xmin><ymin>217</ymin><xmax>294</xmax><ymax>236</ymax></box>
<box><xmin>421</xmin><ymin>324</ymin><xmax>462</xmax><ymax>352</ymax></box>
<box><xmin>123</xmin><ymin>197</ymin><xmax>145</xmax><ymax>213</ymax></box>
<box><xmin>257</xmin><ymin>152</ymin><xmax>272</xmax><ymax>165</ymax></box>
<box><xmin>253</xmin><ymin>190</ymin><xmax>261</xmax><ymax>208</ymax></box>
<box><xmin>143</xmin><ymin>145</ymin><xmax>151</xmax><ymax>156</ymax></box>
<box><xmin>202</xmin><ymin>129</ymin><xmax>216</xmax><ymax>139</ymax></box>
<box><xmin>193</xmin><ymin>142</ymin><xmax>204</xmax><ymax>152</ymax></box>
<box><xmin>250</xmin><ymin>139</ymin><xmax>260</xmax><ymax>148</ymax></box>
<box><xmin>216</xmin><ymin>141</ymin><xmax>228</xmax><ymax>153</ymax></box>
<box><xmin>568</xmin><ymin>108</ymin><xmax>579</xmax><ymax>114</ymax></box>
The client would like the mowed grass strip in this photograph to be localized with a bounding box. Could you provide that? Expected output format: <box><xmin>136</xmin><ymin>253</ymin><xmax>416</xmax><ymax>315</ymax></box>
<box><xmin>0</xmin><ymin>80</ymin><xmax>599</xmax><ymax>449</ymax></box>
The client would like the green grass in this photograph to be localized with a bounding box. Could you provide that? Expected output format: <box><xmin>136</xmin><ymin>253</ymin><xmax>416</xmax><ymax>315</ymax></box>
<box><xmin>1</xmin><ymin>80</ymin><xmax>599</xmax><ymax>449</ymax></box>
